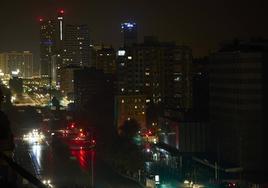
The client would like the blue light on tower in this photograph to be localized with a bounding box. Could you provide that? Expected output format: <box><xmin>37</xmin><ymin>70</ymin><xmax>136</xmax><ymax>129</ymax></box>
<box><xmin>121</xmin><ymin>22</ymin><xmax>136</xmax><ymax>30</ymax></box>
<box><xmin>121</xmin><ymin>22</ymin><xmax>137</xmax><ymax>47</ymax></box>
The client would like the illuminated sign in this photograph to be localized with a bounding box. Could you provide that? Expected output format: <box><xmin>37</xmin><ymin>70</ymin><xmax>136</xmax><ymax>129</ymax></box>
<box><xmin>155</xmin><ymin>175</ymin><xmax>160</xmax><ymax>184</ymax></box>
<box><xmin>60</xmin><ymin>20</ymin><xmax>63</xmax><ymax>40</ymax></box>
<box><xmin>118</xmin><ymin>50</ymin><xmax>126</xmax><ymax>56</ymax></box>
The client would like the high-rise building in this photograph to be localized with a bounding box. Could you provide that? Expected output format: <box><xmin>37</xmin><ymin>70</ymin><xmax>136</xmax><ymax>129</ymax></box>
<box><xmin>63</xmin><ymin>24</ymin><xmax>90</xmax><ymax>67</ymax></box>
<box><xmin>51</xmin><ymin>54</ymin><xmax>62</xmax><ymax>87</ymax></box>
<box><xmin>59</xmin><ymin>64</ymin><xmax>81</xmax><ymax>100</ymax></box>
<box><xmin>73</xmin><ymin>68</ymin><xmax>115</xmax><ymax>128</ymax></box>
<box><xmin>40</xmin><ymin>19</ymin><xmax>57</xmax><ymax>77</ymax></box>
<box><xmin>74</xmin><ymin>67</ymin><xmax>114</xmax><ymax>108</ymax></box>
<box><xmin>121</xmin><ymin>22</ymin><xmax>138</xmax><ymax>47</ymax></box>
<box><xmin>0</xmin><ymin>51</ymin><xmax>34</xmax><ymax>78</ymax></box>
<box><xmin>39</xmin><ymin>10</ymin><xmax>64</xmax><ymax>77</ymax></box>
<box><xmin>209</xmin><ymin>39</ymin><xmax>268</xmax><ymax>181</ymax></box>
<box><xmin>91</xmin><ymin>45</ymin><xmax>116</xmax><ymax>74</ymax></box>
<box><xmin>117</xmin><ymin>36</ymin><xmax>192</xmax><ymax>109</ymax></box>
<box><xmin>115</xmin><ymin>36</ymin><xmax>192</xmax><ymax>130</ymax></box>
<box><xmin>115</xmin><ymin>95</ymin><xmax>146</xmax><ymax>129</ymax></box>
<box><xmin>192</xmin><ymin>57</ymin><xmax>209</xmax><ymax>122</ymax></box>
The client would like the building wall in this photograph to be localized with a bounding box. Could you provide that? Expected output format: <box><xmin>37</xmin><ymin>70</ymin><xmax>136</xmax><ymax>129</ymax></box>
<box><xmin>0</xmin><ymin>51</ymin><xmax>34</xmax><ymax>78</ymax></box>
<box><xmin>209</xmin><ymin>51</ymin><xmax>264</xmax><ymax>171</ymax></box>
<box><xmin>40</xmin><ymin>19</ymin><xmax>57</xmax><ymax>77</ymax></box>
<box><xmin>115</xmin><ymin>95</ymin><xmax>146</xmax><ymax>129</ymax></box>
<box><xmin>60</xmin><ymin>65</ymin><xmax>81</xmax><ymax>99</ymax></box>
<box><xmin>92</xmin><ymin>46</ymin><xmax>116</xmax><ymax>74</ymax></box>
<box><xmin>63</xmin><ymin>24</ymin><xmax>90</xmax><ymax>67</ymax></box>
<box><xmin>116</xmin><ymin>37</ymin><xmax>192</xmax><ymax>110</ymax></box>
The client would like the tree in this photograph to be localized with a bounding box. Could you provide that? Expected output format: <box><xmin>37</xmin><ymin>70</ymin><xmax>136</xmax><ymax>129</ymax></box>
<box><xmin>51</xmin><ymin>96</ymin><xmax>60</xmax><ymax>110</ymax></box>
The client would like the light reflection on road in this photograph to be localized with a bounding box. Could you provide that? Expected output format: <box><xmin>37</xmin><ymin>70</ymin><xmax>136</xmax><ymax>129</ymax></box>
<box><xmin>31</xmin><ymin>144</ymin><xmax>42</xmax><ymax>167</ymax></box>
<box><xmin>70</xmin><ymin>149</ymin><xmax>94</xmax><ymax>170</ymax></box>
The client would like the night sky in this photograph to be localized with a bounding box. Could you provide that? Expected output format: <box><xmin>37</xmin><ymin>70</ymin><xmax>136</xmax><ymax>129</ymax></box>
<box><xmin>0</xmin><ymin>0</ymin><xmax>267</xmax><ymax>61</ymax></box>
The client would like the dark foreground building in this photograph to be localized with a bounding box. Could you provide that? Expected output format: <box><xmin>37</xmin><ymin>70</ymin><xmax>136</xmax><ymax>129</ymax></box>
<box><xmin>73</xmin><ymin>67</ymin><xmax>115</xmax><ymax>127</ymax></box>
<box><xmin>209</xmin><ymin>39</ymin><xmax>268</xmax><ymax>182</ymax></box>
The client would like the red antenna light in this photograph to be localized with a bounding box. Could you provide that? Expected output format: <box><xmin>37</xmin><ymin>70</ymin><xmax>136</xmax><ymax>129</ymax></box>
<box><xmin>60</xmin><ymin>9</ymin><xmax>64</xmax><ymax>14</ymax></box>
<box><xmin>39</xmin><ymin>18</ymin><xmax>43</xmax><ymax>22</ymax></box>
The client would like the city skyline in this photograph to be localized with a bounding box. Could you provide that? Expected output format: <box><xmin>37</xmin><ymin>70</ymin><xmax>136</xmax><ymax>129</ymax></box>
<box><xmin>0</xmin><ymin>1</ymin><xmax>267</xmax><ymax>187</ymax></box>
<box><xmin>0</xmin><ymin>0</ymin><xmax>267</xmax><ymax>59</ymax></box>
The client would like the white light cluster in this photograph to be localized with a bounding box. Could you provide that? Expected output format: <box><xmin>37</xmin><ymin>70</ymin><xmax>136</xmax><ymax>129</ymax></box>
<box><xmin>23</xmin><ymin>129</ymin><xmax>45</xmax><ymax>144</ymax></box>
<box><xmin>43</xmin><ymin>179</ymin><xmax>53</xmax><ymax>187</ymax></box>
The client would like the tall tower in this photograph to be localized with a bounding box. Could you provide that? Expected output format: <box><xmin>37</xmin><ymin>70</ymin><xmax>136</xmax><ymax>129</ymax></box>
<box><xmin>39</xmin><ymin>18</ymin><xmax>57</xmax><ymax>77</ymax></box>
<box><xmin>63</xmin><ymin>24</ymin><xmax>90</xmax><ymax>67</ymax></box>
<box><xmin>121</xmin><ymin>22</ymin><xmax>138</xmax><ymax>47</ymax></box>
<box><xmin>57</xmin><ymin>9</ymin><xmax>64</xmax><ymax>50</ymax></box>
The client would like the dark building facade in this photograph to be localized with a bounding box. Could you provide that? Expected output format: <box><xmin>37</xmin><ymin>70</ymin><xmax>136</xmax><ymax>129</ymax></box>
<box><xmin>209</xmin><ymin>39</ymin><xmax>268</xmax><ymax>181</ymax></box>
<box><xmin>74</xmin><ymin>67</ymin><xmax>115</xmax><ymax>109</ymax></box>
<box><xmin>73</xmin><ymin>67</ymin><xmax>115</xmax><ymax>127</ymax></box>
<box><xmin>91</xmin><ymin>46</ymin><xmax>116</xmax><ymax>74</ymax></box>
<box><xmin>63</xmin><ymin>24</ymin><xmax>90</xmax><ymax>67</ymax></box>
<box><xmin>192</xmin><ymin>57</ymin><xmax>209</xmax><ymax>122</ymax></box>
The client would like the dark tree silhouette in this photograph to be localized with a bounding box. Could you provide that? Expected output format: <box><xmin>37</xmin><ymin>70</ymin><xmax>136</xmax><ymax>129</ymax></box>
<box><xmin>119</xmin><ymin>119</ymin><xmax>140</xmax><ymax>140</ymax></box>
<box><xmin>51</xmin><ymin>96</ymin><xmax>60</xmax><ymax>110</ymax></box>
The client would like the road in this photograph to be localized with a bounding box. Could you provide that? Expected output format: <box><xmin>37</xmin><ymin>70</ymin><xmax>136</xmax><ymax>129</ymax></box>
<box><xmin>14</xmin><ymin>135</ymin><xmax>142</xmax><ymax>188</ymax></box>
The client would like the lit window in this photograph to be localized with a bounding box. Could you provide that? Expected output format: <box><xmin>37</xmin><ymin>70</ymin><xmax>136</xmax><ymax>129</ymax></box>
<box><xmin>174</xmin><ymin>77</ymin><xmax>181</xmax><ymax>82</ymax></box>
<box><xmin>128</xmin><ymin>56</ymin><xmax>132</xmax><ymax>60</ymax></box>
<box><xmin>121</xmin><ymin>99</ymin><xmax>125</xmax><ymax>103</ymax></box>
<box><xmin>118</xmin><ymin>50</ymin><xmax>126</xmax><ymax>56</ymax></box>
<box><xmin>135</xmin><ymin>105</ymin><xmax>137</xmax><ymax>109</ymax></box>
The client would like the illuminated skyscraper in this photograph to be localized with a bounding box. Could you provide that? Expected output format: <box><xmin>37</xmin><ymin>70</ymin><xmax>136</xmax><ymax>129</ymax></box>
<box><xmin>39</xmin><ymin>9</ymin><xmax>64</xmax><ymax>77</ymax></box>
<box><xmin>40</xmin><ymin>19</ymin><xmax>57</xmax><ymax>77</ymax></box>
<box><xmin>121</xmin><ymin>22</ymin><xmax>138</xmax><ymax>47</ymax></box>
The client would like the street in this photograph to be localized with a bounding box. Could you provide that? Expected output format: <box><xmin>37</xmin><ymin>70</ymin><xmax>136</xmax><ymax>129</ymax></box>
<box><xmin>14</xmin><ymin>132</ymin><xmax>142</xmax><ymax>188</ymax></box>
